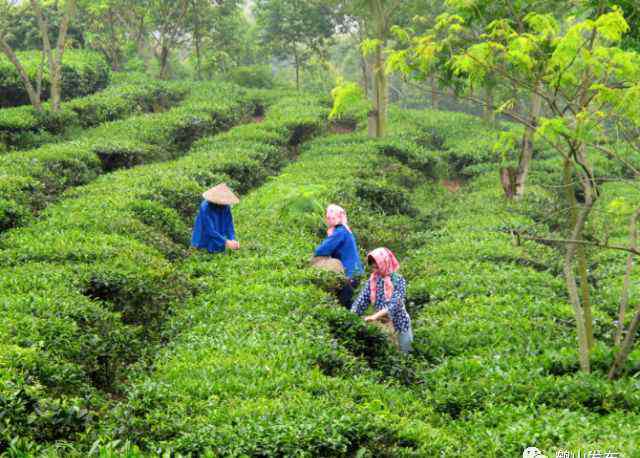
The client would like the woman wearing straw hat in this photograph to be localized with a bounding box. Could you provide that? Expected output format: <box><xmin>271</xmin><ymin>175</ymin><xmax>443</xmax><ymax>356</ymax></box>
<box><xmin>191</xmin><ymin>183</ymin><xmax>241</xmax><ymax>253</ymax></box>
<box><xmin>314</xmin><ymin>204</ymin><xmax>364</xmax><ymax>308</ymax></box>
<box><xmin>351</xmin><ymin>247</ymin><xmax>413</xmax><ymax>353</ymax></box>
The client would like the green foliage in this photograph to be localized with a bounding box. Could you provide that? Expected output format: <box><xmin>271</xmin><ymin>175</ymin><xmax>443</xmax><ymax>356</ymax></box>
<box><xmin>0</xmin><ymin>90</ymin><xmax>328</xmax><ymax>448</ymax></box>
<box><xmin>328</xmin><ymin>79</ymin><xmax>366</xmax><ymax>120</ymax></box>
<box><xmin>0</xmin><ymin>81</ymin><xmax>252</xmax><ymax>232</ymax></box>
<box><xmin>0</xmin><ymin>50</ymin><xmax>111</xmax><ymax>108</ymax></box>
<box><xmin>228</xmin><ymin>65</ymin><xmax>275</xmax><ymax>89</ymax></box>
<box><xmin>0</xmin><ymin>77</ymin><xmax>186</xmax><ymax>150</ymax></box>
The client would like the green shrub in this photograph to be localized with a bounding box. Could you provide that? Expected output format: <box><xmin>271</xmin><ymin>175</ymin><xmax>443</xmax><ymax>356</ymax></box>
<box><xmin>0</xmin><ymin>81</ymin><xmax>253</xmax><ymax>232</ymax></box>
<box><xmin>0</xmin><ymin>92</ymin><xmax>328</xmax><ymax>448</ymax></box>
<box><xmin>228</xmin><ymin>64</ymin><xmax>275</xmax><ymax>89</ymax></box>
<box><xmin>0</xmin><ymin>50</ymin><xmax>110</xmax><ymax>108</ymax></box>
<box><xmin>0</xmin><ymin>79</ymin><xmax>188</xmax><ymax>151</ymax></box>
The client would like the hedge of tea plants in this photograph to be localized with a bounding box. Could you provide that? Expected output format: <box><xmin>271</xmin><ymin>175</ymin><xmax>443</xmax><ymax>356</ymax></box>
<box><xmin>0</xmin><ymin>50</ymin><xmax>111</xmax><ymax>108</ymax></box>
<box><xmin>0</xmin><ymin>92</ymin><xmax>328</xmax><ymax>453</ymax></box>
<box><xmin>0</xmin><ymin>76</ymin><xmax>188</xmax><ymax>151</ymax></box>
<box><xmin>83</xmin><ymin>109</ymin><xmax>640</xmax><ymax>457</ymax></box>
<box><xmin>0</xmin><ymin>81</ymin><xmax>254</xmax><ymax>232</ymax></box>
<box><xmin>68</xmin><ymin>109</ymin><xmax>449</xmax><ymax>457</ymax></box>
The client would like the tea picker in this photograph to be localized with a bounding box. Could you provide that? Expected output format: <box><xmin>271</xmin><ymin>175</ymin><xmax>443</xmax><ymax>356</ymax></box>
<box><xmin>191</xmin><ymin>183</ymin><xmax>241</xmax><ymax>253</ymax></box>
<box><xmin>313</xmin><ymin>204</ymin><xmax>364</xmax><ymax>308</ymax></box>
<box><xmin>351</xmin><ymin>248</ymin><xmax>414</xmax><ymax>353</ymax></box>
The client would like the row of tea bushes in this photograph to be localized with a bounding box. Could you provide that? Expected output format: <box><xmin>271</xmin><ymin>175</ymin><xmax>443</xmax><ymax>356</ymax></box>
<box><xmin>0</xmin><ymin>93</ymin><xmax>328</xmax><ymax>453</ymax></box>
<box><xmin>86</xmin><ymin>111</ymin><xmax>640</xmax><ymax>457</ymax></box>
<box><xmin>0</xmin><ymin>81</ymin><xmax>253</xmax><ymax>232</ymax></box>
<box><xmin>0</xmin><ymin>77</ymin><xmax>188</xmax><ymax>151</ymax></box>
<box><xmin>385</xmin><ymin>111</ymin><xmax>640</xmax><ymax>455</ymax></box>
<box><xmin>83</xmin><ymin>111</ymin><xmax>449</xmax><ymax>456</ymax></box>
<box><xmin>0</xmin><ymin>49</ymin><xmax>110</xmax><ymax>108</ymax></box>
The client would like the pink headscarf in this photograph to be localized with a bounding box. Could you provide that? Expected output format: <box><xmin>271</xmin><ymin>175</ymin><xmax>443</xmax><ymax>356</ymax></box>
<box><xmin>326</xmin><ymin>204</ymin><xmax>351</xmax><ymax>236</ymax></box>
<box><xmin>367</xmin><ymin>247</ymin><xmax>400</xmax><ymax>305</ymax></box>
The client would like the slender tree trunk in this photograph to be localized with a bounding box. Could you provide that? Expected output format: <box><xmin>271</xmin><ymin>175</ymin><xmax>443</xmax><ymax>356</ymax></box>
<box><xmin>483</xmin><ymin>85</ymin><xmax>495</xmax><ymax>125</ymax></box>
<box><xmin>514</xmin><ymin>86</ymin><xmax>543</xmax><ymax>198</ymax></box>
<box><xmin>192</xmin><ymin>0</ymin><xmax>202</xmax><ymax>80</ymax></box>
<box><xmin>359</xmin><ymin>52</ymin><xmax>370</xmax><ymax>98</ymax></box>
<box><xmin>609</xmin><ymin>306</ymin><xmax>640</xmax><ymax>379</ymax></box>
<box><xmin>430</xmin><ymin>74</ymin><xmax>439</xmax><ymax>109</ymax></box>
<box><xmin>107</xmin><ymin>10</ymin><xmax>121</xmax><ymax>71</ymax></box>
<box><xmin>0</xmin><ymin>38</ymin><xmax>43</xmax><ymax>110</ymax></box>
<box><xmin>367</xmin><ymin>0</ymin><xmax>388</xmax><ymax>138</ymax></box>
<box><xmin>31</xmin><ymin>0</ymin><xmax>76</xmax><ymax>111</ymax></box>
<box><xmin>159</xmin><ymin>45</ymin><xmax>170</xmax><ymax>79</ymax></box>
<box><xmin>562</xmin><ymin>157</ymin><xmax>593</xmax><ymax>372</ymax></box>
<box><xmin>293</xmin><ymin>48</ymin><xmax>300</xmax><ymax>91</ymax></box>
<box><xmin>614</xmin><ymin>208</ymin><xmax>640</xmax><ymax>347</ymax></box>
<box><xmin>371</xmin><ymin>42</ymin><xmax>387</xmax><ymax>137</ymax></box>
<box><xmin>563</xmin><ymin>158</ymin><xmax>594</xmax><ymax>349</ymax></box>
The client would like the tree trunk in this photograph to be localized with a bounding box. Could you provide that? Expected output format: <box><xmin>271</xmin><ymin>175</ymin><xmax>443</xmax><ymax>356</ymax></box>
<box><xmin>609</xmin><ymin>306</ymin><xmax>640</xmax><ymax>379</ymax></box>
<box><xmin>192</xmin><ymin>0</ymin><xmax>202</xmax><ymax>80</ymax></box>
<box><xmin>430</xmin><ymin>75</ymin><xmax>439</xmax><ymax>109</ymax></box>
<box><xmin>483</xmin><ymin>85</ymin><xmax>495</xmax><ymax>125</ymax></box>
<box><xmin>0</xmin><ymin>39</ymin><xmax>42</xmax><ymax>111</ymax></box>
<box><xmin>360</xmin><ymin>52</ymin><xmax>370</xmax><ymax>98</ymax></box>
<box><xmin>159</xmin><ymin>45</ymin><xmax>170</xmax><ymax>79</ymax></box>
<box><xmin>371</xmin><ymin>41</ymin><xmax>387</xmax><ymax>137</ymax></box>
<box><xmin>614</xmin><ymin>208</ymin><xmax>640</xmax><ymax>347</ymax></box>
<box><xmin>368</xmin><ymin>0</ymin><xmax>387</xmax><ymax>138</ymax></box>
<box><xmin>293</xmin><ymin>49</ymin><xmax>300</xmax><ymax>91</ymax></box>
<box><xmin>562</xmin><ymin>158</ymin><xmax>593</xmax><ymax>373</ymax></box>
<box><xmin>31</xmin><ymin>0</ymin><xmax>75</xmax><ymax>111</ymax></box>
<box><xmin>514</xmin><ymin>87</ymin><xmax>543</xmax><ymax>198</ymax></box>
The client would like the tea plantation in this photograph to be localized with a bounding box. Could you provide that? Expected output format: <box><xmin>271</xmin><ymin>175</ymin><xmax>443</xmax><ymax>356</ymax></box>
<box><xmin>1</xmin><ymin>81</ymin><xmax>639</xmax><ymax>457</ymax></box>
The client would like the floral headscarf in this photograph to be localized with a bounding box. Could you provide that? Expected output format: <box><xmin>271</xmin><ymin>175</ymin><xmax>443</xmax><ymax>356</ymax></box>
<box><xmin>367</xmin><ymin>247</ymin><xmax>400</xmax><ymax>305</ymax></box>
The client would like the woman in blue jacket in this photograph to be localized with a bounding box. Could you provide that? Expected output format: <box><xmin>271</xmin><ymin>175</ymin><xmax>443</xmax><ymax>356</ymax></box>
<box><xmin>314</xmin><ymin>204</ymin><xmax>364</xmax><ymax>308</ymax></box>
<box><xmin>192</xmin><ymin>183</ymin><xmax>241</xmax><ymax>253</ymax></box>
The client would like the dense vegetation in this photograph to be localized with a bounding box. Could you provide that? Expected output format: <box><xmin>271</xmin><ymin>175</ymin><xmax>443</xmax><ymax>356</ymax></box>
<box><xmin>1</xmin><ymin>0</ymin><xmax>640</xmax><ymax>457</ymax></box>
<box><xmin>0</xmin><ymin>50</ymin><xmax>110</xmax><ymax>107</ymax></box>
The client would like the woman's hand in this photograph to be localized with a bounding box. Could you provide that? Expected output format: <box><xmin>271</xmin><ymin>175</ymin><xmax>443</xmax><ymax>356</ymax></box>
<box><xmin>364</xmin><ymin>309</ymin><xmax>389</xmax><ymax>322</ymax></box>
<box><xmin>225</xmin><ymin>240</ymin><xmax>240</xmax><ymax>250</ymax></box>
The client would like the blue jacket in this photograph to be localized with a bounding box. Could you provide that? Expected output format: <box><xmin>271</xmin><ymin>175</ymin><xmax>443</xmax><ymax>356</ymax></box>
<box><xmin>314</xmin><ymin>225</ymin><xmax>364</xmax><ymax>278</ymax></box>
<box><xmin>191</xmin><ymin>200</ymin><xmax>235</xmax><ymax>253</ymax></box>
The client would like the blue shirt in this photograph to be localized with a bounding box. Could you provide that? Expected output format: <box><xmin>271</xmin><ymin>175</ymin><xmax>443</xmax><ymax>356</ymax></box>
<box><xmin>351</xmin><ymin>273</ymin><xmax>412</xmax><ymax>333</ymax></box>
<box><xmin>191</xmin><ymin>200</ymin><xmax>235</xmax><ymax>253</ymax></box>
<box><xmin>314</xmin><ymin>225</ymin><xmax>364</xmax><ymax>278</ymax></box>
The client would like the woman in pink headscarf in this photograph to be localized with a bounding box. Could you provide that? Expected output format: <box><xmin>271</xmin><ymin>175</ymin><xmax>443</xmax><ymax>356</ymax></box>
<box><xmin>314</xmin><ymin>204</ymin><xmax>364</xmax><ymax>308</ymax></box>
<box><xmin>351</xmin><ymin>247</ymin><xmax>413</xmax><ymax>353</ymax></box>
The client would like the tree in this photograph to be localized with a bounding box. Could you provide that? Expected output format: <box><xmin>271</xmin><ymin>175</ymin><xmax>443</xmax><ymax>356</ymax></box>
<box><xmin>186</xmin><ymin>0</ymin><xmax>245</xmax><ymax>79</ymax></box>
<box><xmin>78</xmin><ymin>0</ymin><xmax>128</xmax><ymax>70</ymax></box>
<box><xmin>336</xmin><ymin>0</ymin><xmax>428</xmax><ymax>138</ymax></box>
<box><xmin>0</xmin><ymin>0</ymin><xmax>77</xmax><ymax>112</ymax></box>
<box><xmin>255</xmin><ymin>0</ymin><xmax>336</xmax><ymax>90</ymax></box>
<box><xmin>391</xmin><ymin>5</ymin><xmax>640</xmax><ymax>375</ymax></box>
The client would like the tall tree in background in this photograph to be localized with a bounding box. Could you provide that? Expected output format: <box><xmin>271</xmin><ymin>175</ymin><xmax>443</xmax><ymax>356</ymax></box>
<box><xmin>255</xmin><ymin>0</ymin><xmax>336</xmax><ymax>90</ymax></box>
<box><xmin>187</xmin><ymin>0</ymin><xmax>245</xmax><ymax>79</ymax></box>
<box><xmin>79</xmin><ymin>0</ymin><xmax>127</xmax><ymax>70</ymax></box>
<box><xmin>337</xmin><ymin>0</ymin><xmax>419</xmax><ymax>138</ymax></box>
<box><xmin>0</xmin><ymin>0</ymin><xmax>77</xmax><ymax>112</ymax></box>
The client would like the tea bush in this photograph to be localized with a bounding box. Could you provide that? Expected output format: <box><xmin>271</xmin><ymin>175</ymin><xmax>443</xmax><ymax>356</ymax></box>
<box><xmin>0</xmin><ymin>50</ymin><xmax>110</xmax><ymax>108</ymax></box>
<box><xmin>0</xmin><ymin>92</ymin><xmax>328</xmax><ymax>451</ymax></box>
<box><xmin>0</xmin><ymin>77</ymin><xmax>187</xmax><ymax>151</ymax></box>
<box><xmin>0</xmin><ymin>81</ymin><xmax>252</xmax><ymax>232</ymax></box>
<box><xmin>82</xmin><ymin>110</ymin><xmax>444</xmax><ymax>456</ymax></box>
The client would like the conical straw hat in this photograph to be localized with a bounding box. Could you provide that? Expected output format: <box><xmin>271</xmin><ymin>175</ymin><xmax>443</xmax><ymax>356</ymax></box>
<box><xmin>202</xmin><ymin>183</ymin><xmax>240</xmax><ymax>205</ymax></box>
<box><xmin>310</xmin><ymin>256</ymin><xmax>344</xmax><ymax>274</ymax></box>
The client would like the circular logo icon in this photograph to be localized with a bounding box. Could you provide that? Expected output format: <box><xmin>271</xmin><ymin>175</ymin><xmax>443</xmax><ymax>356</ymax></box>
<box><xmin>523</xmin><ymin>447</ymin><xmax>547</xmax><ymax>458</ymax></box>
